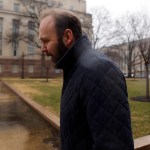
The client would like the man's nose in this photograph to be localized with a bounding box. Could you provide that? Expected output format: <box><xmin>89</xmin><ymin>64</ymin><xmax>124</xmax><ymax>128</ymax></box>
<box><xmin>41</xmin><ymin>44</ymin><xmax>46</xmax><ymax>52</ymax></box>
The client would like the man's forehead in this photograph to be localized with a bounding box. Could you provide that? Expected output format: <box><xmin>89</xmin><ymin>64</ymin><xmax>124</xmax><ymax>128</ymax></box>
<box><xmin>39</xmin><ymin>16</ymin><xmax>55</xmax><ymax>34</ymax></box>
<box><xmin>39</xmin><ymin>16</ymin><xmax>57</xmax><ymax>39</ymax></box>
<box><xmin>40</xmin><ymin>15</ymin><xmax>55</xmax><ymax>27</ymax></box>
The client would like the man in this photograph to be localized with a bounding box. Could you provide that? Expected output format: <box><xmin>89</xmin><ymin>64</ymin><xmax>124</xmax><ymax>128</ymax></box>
<box><xmin>39</xmin><ymin>9</ymin><xmax>134</xmax><ymax>150</ymax></box>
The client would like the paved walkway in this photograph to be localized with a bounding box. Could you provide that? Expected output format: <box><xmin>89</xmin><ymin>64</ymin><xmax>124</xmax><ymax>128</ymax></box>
<box><xmin>0</xmin><ymin>92</ymin><xmax>29</xmax><ymax>150</ymax></box>
<box><xmin>0</xmin><ymin>88</ymin><xmax>60</xmax><ymax>150</ymax></box>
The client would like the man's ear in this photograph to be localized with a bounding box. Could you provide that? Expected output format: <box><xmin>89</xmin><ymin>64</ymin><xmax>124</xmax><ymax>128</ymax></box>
<box><xmin>63</xmin><ymin>29</ymin><xmax>74</xmax><ymax>48</ymax></box>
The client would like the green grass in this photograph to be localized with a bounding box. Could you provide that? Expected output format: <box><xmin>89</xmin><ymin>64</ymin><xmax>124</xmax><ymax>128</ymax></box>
<box><xmin>3</xmin><ymin>77</ymin><xmax>150</xmax><ymax>138</ymax></box>
<box><xmin>126</xmin><ymin>78</ymin><xmax>146</xmax><ymax>98</ymax></box>
<box><xmin>32</xmin><ymin>85</ymin><xmax>62</xmax><ymax>115</ymax></box>
<box><xmin>126</xmin><ymin>78</ymin><xmax>150</xmax><ymax>138</ymax></box>
<box><xmin>4</xmin><ymin>78</ymin><xmax>62</xmax><ymax>116</ymax></box>
<box><xmin>130</xmin><ymin>101</ymin><xmax>150</xmax><ymax>138</ymax></box>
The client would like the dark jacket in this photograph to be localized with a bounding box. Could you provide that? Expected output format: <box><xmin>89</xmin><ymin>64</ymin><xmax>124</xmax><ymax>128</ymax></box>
<box><xmin>56</xmin><ymin>35</ymin><xmax>134</xmax><ymax>150</ymax></box>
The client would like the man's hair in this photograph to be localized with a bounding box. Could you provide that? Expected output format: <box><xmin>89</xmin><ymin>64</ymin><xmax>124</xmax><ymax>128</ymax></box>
<box><xmin>40</xmin><ymin>9</ymin><xmax>83</xmax><ymax>40</ymax></box>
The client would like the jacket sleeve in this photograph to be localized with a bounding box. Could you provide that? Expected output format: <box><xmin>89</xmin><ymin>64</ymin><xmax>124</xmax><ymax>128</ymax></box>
<box><xmin>81</xmin><ymin>65</ymin><xmax>134</xmax><ymax>150</ymax></box>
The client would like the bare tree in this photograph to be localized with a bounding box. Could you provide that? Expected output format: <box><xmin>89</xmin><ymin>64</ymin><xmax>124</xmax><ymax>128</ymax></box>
<box><xmin>5</xmin><ymin>0</ymin><xmax>49</xmax><ymax>48</ymax></box>
<box><xmin>134</xmin><ymin>14</ymin><xmax>150</xmax><ymax>99</ymax></box>
<box><xmin>113</xmin><ymin>13</ymin><xmax>139</xmax><ymax>78</ymax></box>
<box><xmin>5</xmin><ymin>0</ymin><xmax>53</xmax><ymax>79</ymax></box>
<box><xmin>90</xmin><ymin>7</ymin><xmax>112</xmax><ymax>50</ymax></box>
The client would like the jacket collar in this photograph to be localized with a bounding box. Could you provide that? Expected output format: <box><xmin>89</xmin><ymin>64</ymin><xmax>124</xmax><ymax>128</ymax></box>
<box><xmin>56</xmin><ymin>35</ymin><xmax>92</xmax><ymax>70</ymax></box>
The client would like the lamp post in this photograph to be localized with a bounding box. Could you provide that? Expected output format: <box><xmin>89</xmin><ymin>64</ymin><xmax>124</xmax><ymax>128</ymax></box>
<box><xmin>21</xmin><ymin>52</ymin><xmax>24</xmax><ymax>79</ymax></box>
<box><xmin>20</xmin><ymin>52</ymin><xmax>50</xmax><ymax>80</ymax></box>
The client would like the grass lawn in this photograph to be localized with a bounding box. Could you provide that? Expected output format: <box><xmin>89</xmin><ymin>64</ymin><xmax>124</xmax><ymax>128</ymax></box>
<box><xmin>126</xmin><ymin>78</ymin><xmax>150</xmax><ymax>138</ymax></box>
<box><xmin>3</xmin><ymin>77</ymin><xmax>150</xmax><ymax>138</ymax></box>
<box><xmin>3</xmin><ymin>78</ymin><xmax>63</xmax><ymax>116</ymax></box>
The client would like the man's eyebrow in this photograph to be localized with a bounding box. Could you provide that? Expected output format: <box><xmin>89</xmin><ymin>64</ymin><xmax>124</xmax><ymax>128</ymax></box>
<box><xmin>39</xmin><ymin>37</ymin><xmax>48</xmax><ymax>41</ymax></box>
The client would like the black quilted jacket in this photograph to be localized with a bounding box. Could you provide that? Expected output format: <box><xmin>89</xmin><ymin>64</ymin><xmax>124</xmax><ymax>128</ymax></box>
<box><xmin>56</xmin><ymin>35</ymin><xmax>134</xmax><ymax>150</ymax></box>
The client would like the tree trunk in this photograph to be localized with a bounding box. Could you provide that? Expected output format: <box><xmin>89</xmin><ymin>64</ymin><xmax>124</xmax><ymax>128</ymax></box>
<box><xmin>145</xmin><ymin>64</ymin><xmax>149</xmax><ymax>99</ymax></box>
<box><xmin>46</xmin><ymin>68</ymin><xmax>49</xmax><ymax>82</ymax></box>
<box><xmin>127</xmin><ymin>58</ymin><xmax>132</xmax><ymax>78</ymax></box>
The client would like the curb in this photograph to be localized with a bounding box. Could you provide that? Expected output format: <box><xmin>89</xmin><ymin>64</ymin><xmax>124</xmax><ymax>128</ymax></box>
<box><xmin>134</xmin><ymin>135</ymin><xmax>150</xmax><ymax>150</ymax></box>
<box><xmin>1</xmin><ymin>80</ymin><xmax>60</xmax><ymax>131</ymax></box>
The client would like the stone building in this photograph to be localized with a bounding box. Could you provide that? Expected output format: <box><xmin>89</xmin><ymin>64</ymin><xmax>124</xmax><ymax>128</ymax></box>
<box><xmin>0</xmin><ymin>0</ymin><xmax>92</xmax><ymax>78</ymax></box>
<box><xmin>101</xmin><ymin>43</ymin><xmax>146</xmax><ymax>78</ymax></box>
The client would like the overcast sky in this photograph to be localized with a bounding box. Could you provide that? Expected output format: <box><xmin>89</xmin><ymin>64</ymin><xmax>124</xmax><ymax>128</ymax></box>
<box><xmin>86</xmin><ymin>0</ymin><xmax>150</xmax><ymax>18</ymax></box>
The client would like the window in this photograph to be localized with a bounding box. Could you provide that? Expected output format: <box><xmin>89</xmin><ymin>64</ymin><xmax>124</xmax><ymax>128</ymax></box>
<box><xmin>12</xmin><ymin>43</ymin><xmax>18</xmax><ymax>56</ymax></box>
<box><xmin>80</xmin><ymin>17</ymin><xmax>84</xmax><ymax>23</ymax></box>
<box><xmin>28</xmin><ymin>44</ymin><xmax>34</xmax><ymax>55</ymax></box>
<box><xmin>12</xmin><ymin>19</ymin><xmax>19</xmax><ymax>33</ymax></box>
<box><xmin>12</xmin><ymin>65</ymin><xmax>19</xmax><ymax>73</ymax></box>
<box><xmin>58</xmin><ymin>2</ymin><xmax>63</xmax><ymax>8</ymax></box>
<box><xmin>28</xmin><ymin>21</ymin><xmax>35</xmax><ymax>36</ymax></box>
<box><xmin>148</xmin><ymin>63</ymin><xmax>150</xmax><ymax>69</ymax></box>
<box><xmin>48</xmin><ymin>0</ymin><xmax>53</xmax><ymax>6</ymax></box>
<box><xmin>29</xmin><ymin>5</ymin><xmax>34</xmax><ymax>13</ymax></box>
<box><xmin>28</xmin><ymin>65</ymin><xmax>34</xmax><ymax>73</ymax></box>
<box><xmin>0</xmin><ymin>1</ymin><xmax>3</xmax><ymax>9</ymax></box>
<box><xmin>12</xmin><ymin>19</ymin><xmax>20</xmax><ymax>56</ymax></box>
<box><xmin>14</xmin><ymin>3</ymin><xmax>20</xmax><ymax>12</ymax></box>
<box><xmin>70</xmin><ymin>5</ymin><xmax>74</xmax><ymax>10</ymax></box>
<box><xmin>28</xmin><ymin>21</ymin><xmax>35</xmax><ymax>55</ymax></box>
<box><xmin>0</xmin><ymin>18</ymin><xmax>3</xmax><ymax>56</ymax></box>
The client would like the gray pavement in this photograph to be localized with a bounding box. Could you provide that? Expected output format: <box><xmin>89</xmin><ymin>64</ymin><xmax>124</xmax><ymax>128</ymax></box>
<box><xmin>0</xmin><ymin>87</ymin><xmax>60</xmax><ymax>150</ymax></box>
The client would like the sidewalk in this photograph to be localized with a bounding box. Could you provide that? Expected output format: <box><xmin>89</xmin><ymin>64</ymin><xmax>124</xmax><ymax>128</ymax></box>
<box><xmin>0</xmin><ymin>85</ymin><xmax>60</xmax><ymax>150</ymax></box>
<box><xmin>0</xmin><ymin>92</ymin><xmax>29</xmax><ymax>150</ymax></box>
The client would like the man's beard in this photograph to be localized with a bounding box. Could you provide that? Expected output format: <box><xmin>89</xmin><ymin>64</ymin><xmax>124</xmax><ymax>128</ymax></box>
<box><xmin>53</xmin><ymin>38</ymin><xmax>68</xmax><ymax>68</ymax></box>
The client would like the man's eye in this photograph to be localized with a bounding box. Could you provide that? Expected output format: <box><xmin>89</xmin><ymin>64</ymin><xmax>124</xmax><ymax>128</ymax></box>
<box><xmin>43</xmin><ymin>40</ymin><xmax>48</xmax><ymax>44</ymax></box>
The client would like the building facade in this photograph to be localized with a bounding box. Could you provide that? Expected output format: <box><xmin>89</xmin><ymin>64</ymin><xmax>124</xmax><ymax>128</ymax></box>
<box><xmin>0</xmin><ymin>0</ymin><xmax>92</xmax><ymax>78</ymax></box>
<box><xmin>101</xmin><ymin>43</ymin><xmax>146</xmax><ymax>78</ymax></box>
